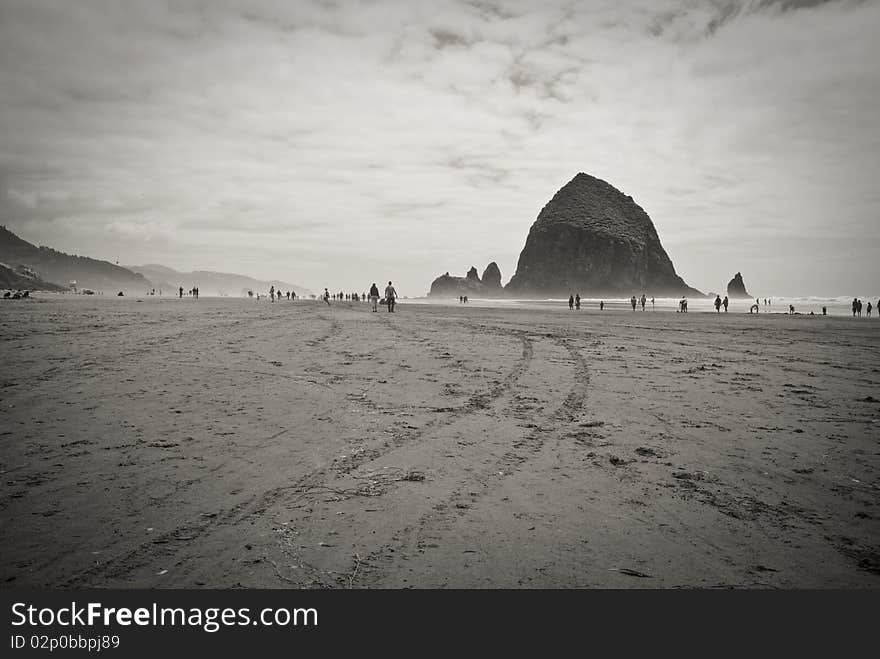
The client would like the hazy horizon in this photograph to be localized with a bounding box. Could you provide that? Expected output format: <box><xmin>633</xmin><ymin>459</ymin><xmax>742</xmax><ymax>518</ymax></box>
<box><xmin>1</xmin><ymin>0</ymin><xmax>879</xmax><ymax>297</ymax></box>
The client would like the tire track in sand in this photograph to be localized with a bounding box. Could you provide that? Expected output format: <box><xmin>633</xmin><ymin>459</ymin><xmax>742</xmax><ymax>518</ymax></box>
<box><xmin>348</xmin><ymin>333</ymin><xmax>590</xmax><ymax>587</ymax></box>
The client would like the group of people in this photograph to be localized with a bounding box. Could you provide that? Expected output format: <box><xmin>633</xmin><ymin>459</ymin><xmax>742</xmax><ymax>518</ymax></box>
<box><xmin>630</xmin><ymin>294</ymin><xmax>654</xmax><ymax>311</ymax></box>
<box><xmin>266</xmin><ymin>286</ymin><xmax>298</xmax><ymax>302</ymax></box>
<box><xmin>458</xmin><ymin>296</ymin><xmax>469</xmax><ymax>303</ymax></box>
<box><xmin>852</xmin><ymin>298</ymin><xmax>875</xmax><ymax>317</ymax></box>
<box><xmin>322</xmin><ymin>281</ymin><xmax>399</xmax><ymax>312</ymax></box>
<box><xmin>179</xmin><ymin>286</ymin><xmax>198</xmax><ymax>299</ymax></box>
<box><xmin>713</xmin><ymin>295</ymin><xmax>730</xmax><ymax>312</ymax></box>
<box><xmin>565</xmin><ymin>294</ymin><xmax>657</xmax><ymax>311</ymax></box>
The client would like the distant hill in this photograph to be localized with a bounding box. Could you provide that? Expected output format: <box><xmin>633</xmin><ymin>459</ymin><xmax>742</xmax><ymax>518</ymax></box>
<box><xmin>0</xmin><ymin>226</ymin><xmax>150</xmax><ymax>293</ymax></box>
<box><xmin>0</xmin><ymin>263</ymin><xmax>67</xmax><ymax>291</ymax></box>
<box><xmin>129</xmin><ymin>264</ymin><xmax>312</xmax><ymax>297</ymax></box>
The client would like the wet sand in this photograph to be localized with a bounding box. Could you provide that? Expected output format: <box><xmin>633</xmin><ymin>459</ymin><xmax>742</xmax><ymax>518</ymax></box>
<box><xmin>1</xmin><ymin>296</ymin><xmax>878</xmax><ymax>588</ymax></box>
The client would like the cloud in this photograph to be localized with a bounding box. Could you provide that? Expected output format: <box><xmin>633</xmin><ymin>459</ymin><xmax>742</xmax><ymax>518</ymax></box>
<box><xmin>0</xmin><ymin>0</ymin><xmax>878</xmax><ymax>295</ymax></box>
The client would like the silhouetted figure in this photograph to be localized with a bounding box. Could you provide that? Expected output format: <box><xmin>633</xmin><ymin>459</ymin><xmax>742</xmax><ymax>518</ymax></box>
<box><xmin>822</xmin><ymin>306</ymin><xmax>827</xmax><ymax>315</ymax></box>
<box><xmin>575</xmin><ymin>293</ymin><xmax>581</xmax><ymax>310</ymax></box>
<box><xmin>599</xmin><ymin>301</ymin><xmax>604</xmax><ymax>311</ymax></box>
<box><xmin>464</xmin><ymin>295</ymin><xmax>468</xmax><ymax>303</ymax></box>
<box><xmin>868</xmin><ymin>301</ymin><xmax>873</xmax><ymax>317</ymax></box>
<box><xmin>385</xmin><ymin>281</ymin><xmax>397</xmax><ymax>312</ymax></box>
<box><xmin>714</xmin><ymin>295</ymin><xmax>722</xmax><ymax>312</ymax></box>
<box><xmin>631</xmin><ymin>295</ymin><xmax>637</xmax><ymax>311</ymax></box>
<box><xmin>369</xmin><ymin>283</ymin><xmax>380</xmax><ymax>312</ymax></box>
<box><xmin>651</xmin><ymin>296</ymin><xmax>655</xmax><ymax>310</ymax></box>
<box><xmin>568</xmin><ymin>294</ymin><xmax>574</xmax><ymax>310</ymax></box>
<box><xmin>640</xmin><ymin>294</ymin><xmax>646</xmax><ymax>311</ymax></box>
<box><xmin>789</xmin><ymin>304</ymin><xmax>795</xmax><ymax>314</ymax></box>
<box><xmin>323</xmin><ymin>288</ymin><xmax>330</xmax><ymax>305</ymax></box>
<box><xmin>179</xmin><ymin>286</ymin><xmax>183</xmax><ymax>299</ymax></box>
<box><xmin>722</xmin><ymin>295</ymin><xmax>729</xmax><ymax>312</ymax></box>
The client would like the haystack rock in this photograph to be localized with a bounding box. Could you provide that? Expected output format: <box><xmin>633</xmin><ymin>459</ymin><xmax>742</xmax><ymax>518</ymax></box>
<box><xmin>428</xmin><ymin>262</ymin><xmax>504</xmax><ymax>297</ymax></box>
<box><xmin>726</xmin><ymin>272</ymin><xmax>751</xmax><ymax>299</ymax></box>
<box><xmin>505</xmin><ymin>173</ymin><xmax>701</xmax><ymax>297</ymax></box>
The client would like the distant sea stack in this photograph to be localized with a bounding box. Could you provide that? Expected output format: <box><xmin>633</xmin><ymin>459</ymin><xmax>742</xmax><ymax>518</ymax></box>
<box><xmin>428</xmin><ymin>262</ymin><xmax>504</xmax><ymax>297</ymax></box>
<box><xmin>505</xmin><ymin>173</ymin><xmax>701</xmax><ymax>297</ymax></box>
<box><xmin>726</xmin><ymin>272</ymin><xmax>751</xmax><ymax>299</ymax></box>
<box><xmin>481</xmin><ymin>262</ymin><xmax>503</xmax><ymax>292</ymax></box>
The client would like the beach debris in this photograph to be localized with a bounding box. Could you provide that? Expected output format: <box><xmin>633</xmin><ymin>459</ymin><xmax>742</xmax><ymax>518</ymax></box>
<box><xmin>860</xmin><ymin>395</ymin><xmax>877</xmax><ymax>403</ymax></box>
<box><xmin>156</xmin><ymin>569</ymin><xmax>168</xmax><ymax>576</ymax></box>
<box><xmin>608</xmin><ymin>455</ymin><xmax>628</xmax><ymax>466</ymax></box>
<box><xmin>635</xmin><ymin>447</ymin><xmax>659</xmax><ymax>457</ymax></box>
<box><xmin>609</xmin><ymin>568</ymin><xmax>653</xmax><ymax>578</ymax></box>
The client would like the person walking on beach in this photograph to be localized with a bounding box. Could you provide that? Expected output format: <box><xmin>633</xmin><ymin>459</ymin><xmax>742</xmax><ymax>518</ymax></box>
<box><xmin>385</xmin><ymin>281</ymin><xmax>398</xmax><ymax>312</ymax></box>
<box><xmin>640</xmin><ymin>294</ymin><xmax>646</xmax><ymax>311</ymax></box>
<box><xmin>568</xmin><ymin>294</ymin><xmax>574</xmax><ymax>310</ymax></box>
<box><xmin>651</xmin><ymin>296</ymin><xmax>655</xmax><ymax>310</ymax></box>
<box><xmin>631</xmin><ymin>295</ymin><xmax>637</xmax><ymax>311</ymax></box>
<box><xmin>723</xmin><ymin>295</ymin><xmax>729</xmax><ymax>312</ymax></box>
<box><xmin>323</xmin><ymin>288</ymin><xmax>331</xmax><ymax>306</ymax></box>
<box><xmin>575</xmin><ymin>293</ymin><xmax>581</xmax><ymax>310</ymax></box>
<box><xmin>179</xmin><ymin>286</ymin><xmax>183</xmax><ymax>299</ymax></box>
<box><xmin>369</xmin><ymin>283</ymin><xmax>380</xmax><ymax>312</ymax></box>
<box><xmin>600</xmin><ymin>300</ymin><xmax>604</xmax><ymax>311</ymax></box>
<box><xmin>714</xmin><ymin>295</ymin><xmax>722</xmax><ymax>312</ymax></box>
<box><xmin>867</xmin><ymin>301</ymin><xmax>872</xmax><ymax>317</ymax></box>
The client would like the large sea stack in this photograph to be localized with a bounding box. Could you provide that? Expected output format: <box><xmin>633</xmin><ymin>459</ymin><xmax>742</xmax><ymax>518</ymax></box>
<box><xmin>505</xmin><ymin>174</ymin><xmax>701</xmax><ymax>297</ymax></box>
<box><xmin>726</xmin><ymin>272</ymin><xmax>751</xmax><ymax>299</ymax></box>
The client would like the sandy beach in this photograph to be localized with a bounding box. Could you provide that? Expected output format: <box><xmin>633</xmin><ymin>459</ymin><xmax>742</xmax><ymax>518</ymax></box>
<box><xmin>0</xmin><ymin>296</ymin><xmax>877</xmax><ymax>588</ymax></box>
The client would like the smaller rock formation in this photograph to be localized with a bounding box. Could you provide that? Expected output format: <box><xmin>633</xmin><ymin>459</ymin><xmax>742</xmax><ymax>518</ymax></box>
<box><xmin>481</xmin><ymin>262</ymin><xmax>503</xmax><ymax>291</ymax></box>
<box><xmin>726</xmin><ymin>272</ymin><xmax>751</xmax><ymax>299</ymax></box>
<box><xmin>428</xmin><ymin>262</ymin><xmax>505</xmax><ymax>297</ymax></box>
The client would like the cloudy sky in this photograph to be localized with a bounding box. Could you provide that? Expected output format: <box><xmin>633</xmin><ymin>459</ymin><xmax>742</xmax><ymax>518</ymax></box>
<box><xmin>1</xmin><ymin>0</ymin><xmax>878</xmax><ymax>296</ymax></box>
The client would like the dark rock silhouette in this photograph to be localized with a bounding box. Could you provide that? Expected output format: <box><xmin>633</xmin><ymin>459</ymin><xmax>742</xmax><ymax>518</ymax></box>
<box><xmin>428</xmin><ymin>263</ymin><xmax>505</xmax><ymax>297</ymax></box>
<box><xmin>726</xmin><ymin>272</ymin><xmax>751</xmax><ymax>299</ymax></box>
<box><xmin>505</xmin><ymin>173</ymin><xmax>701</xmax><ymax>297</ymax></box>
<box><xmin>481</xmin><ymin>262</ymin><xmax>503</xmax><ymax>290</ymax></box>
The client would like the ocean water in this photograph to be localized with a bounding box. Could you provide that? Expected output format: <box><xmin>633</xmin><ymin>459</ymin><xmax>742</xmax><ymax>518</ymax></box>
<box><xmin>406</xmin><ymin>295</ymin><xmax>880</xmax><ymax>317</ymax></box>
